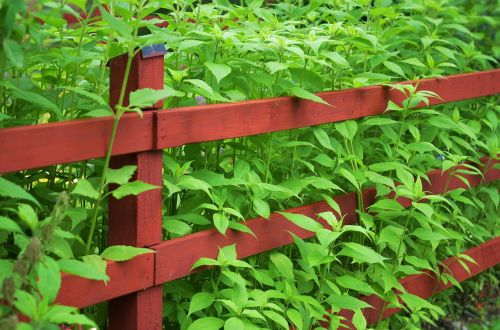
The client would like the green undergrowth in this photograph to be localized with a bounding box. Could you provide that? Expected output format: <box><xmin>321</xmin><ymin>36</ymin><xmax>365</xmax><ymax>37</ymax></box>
<box><xmin>0</xmin><ymin>0</ymin><xmax>499</xmax><ymax>329</ymax></box>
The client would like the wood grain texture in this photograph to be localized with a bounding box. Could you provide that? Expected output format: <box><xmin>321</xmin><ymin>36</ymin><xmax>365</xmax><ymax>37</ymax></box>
<box><xmin>106</xmin><ymin>151</ymin><xmax>164</xmax><ymax>329</ymax></box>
<box><xmin>156</xmin><ymin>69</ymin><xmax>500</xmax><ymax>148</ymax></box>
<box><xmin>107</xmin><ymin>52</ymin><xmax>165</xmax><ymax>330</ymax></box>
<box><xmin>153</xmin><ymin>157</ymin><xmax>499</xmax><ymax>284</ymax></box>
<box><xmin>108</xmin><ymin>151</ymin><xmax>163</xmax><ymax>247</ymax></box>
<box><xmin>56</xmin><ymin>253</ymin><xmax>154</xmax><ymax>308</ymax></box>
<box><xmin>0</xmin><ymin>111</ymin><xmax>154</xmax><ymax>174</ymax></box>
<box><xmin>337</xmin><ymin>237</ymin><xmax>500</xmax><ymax>329</ymax></box>
<box><xmin>53</xmin><ymin>158</ymin><xmax>498</xmax><ymax>309</ymax></box>
<box><xmin>1</xmin><ymin>69</ymin><xmax>498</xmax><ymax>173</ymax></box>
<box><xmin>108</xmin><ymin>285</ymin><xmax>164</xmax><ymax>330</ymax></box>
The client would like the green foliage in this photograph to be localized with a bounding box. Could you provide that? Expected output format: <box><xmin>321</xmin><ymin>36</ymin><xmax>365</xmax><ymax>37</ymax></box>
<box><xmin>0</xmin><ymin>0</ymin><xmax>499</xmax><ymax>329</ymax></box>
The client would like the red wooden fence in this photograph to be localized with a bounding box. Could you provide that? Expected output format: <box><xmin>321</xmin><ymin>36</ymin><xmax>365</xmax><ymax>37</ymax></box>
<box><xmin>0</xmin><ymin>46</ymin><xmax>499</xmax><ymax>329</ymax></box>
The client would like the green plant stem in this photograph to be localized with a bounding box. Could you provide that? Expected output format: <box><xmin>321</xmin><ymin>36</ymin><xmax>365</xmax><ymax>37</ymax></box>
<box><xmin>84</xmin><ymin>47</ymin><xmax>135</xmax><ymax>255</ymax></box>
<box><xmin>264</xmin><ymin>133</ymin><xmax>274</xmax><ymax>183</ymax></box>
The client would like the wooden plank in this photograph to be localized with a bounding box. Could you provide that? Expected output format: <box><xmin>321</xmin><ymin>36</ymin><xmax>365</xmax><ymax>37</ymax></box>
<box><xmin>156</xmin><ymin>69</ymin><xmax>500</xmax><ymax>148</ymax></box>
<box><xmin>0</xmin><ymin>112</ymin><xmax>154</xmax><ymax>174</ymax></box>
<box><xmin>56</xmin><ymin>253</ymin><xmax>154</xmax><ymax>308</ymax></box>
<box><xmin>52</xmin><ymin>158</ymin><xmax>498</xmax><ymax>309</ymax></box>
<box><xmin>106</xmin><ymin>51</ymin><xmax>165</xmax><ymax>330</ymax></box>
<box><xmin>1</xmin><ymin>70</ymin><xmax>498</xmax><ymax>174</ymax></box>
<box><xmin>107</xmin><ymin>151</ymin><xmax>163</xmax><ymax>247</ymax></box>
<box><xmin>337</xmin><ymin>236</ymin><xmax>500</xmax><ymax>329</ymax></box>
<box><xmin>153</xmin><ymin>157</ymin><xmax>499</xmax><ymax>284</ymax></box>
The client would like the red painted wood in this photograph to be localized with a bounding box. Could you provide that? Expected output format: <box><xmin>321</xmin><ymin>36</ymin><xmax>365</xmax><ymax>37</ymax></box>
<box><xmin>337</xmin><ymin>237</ymin><xmax>500</xmax><ymax>329</ymax></box>
<box><xmin>56</xmin><ymin>253</ymin><xmax>154</xmax><ymax>308</ymax></box>
<box><xmin>109</xmin><ymin>52</ymin><xmax>164</xmax><ymax>109</ymax></box>
<box><xmin>52</xmin><ymin>158</ymin><xmax>498</xmax><ymax>309</ymax></box>
<box><xmin>1</xmin><ymin>70</ymin><xmax>498</xmax><ymax>174</ymax></box>
<box><xmin>108</xmin><ymin>151</ymin><xmax>163</xmax><ymax>247</ymax></box>
<box><xmin>107</xmin><ymin>52</ymin><xmax>164</xmax><ymax>330</ymax></box>
<box><xmin>152</xmin><ymin>157</ymin><xmax>499</xmax><ymax>284</ymax></box>
<box><xmin>155</xmin><ymin>69</ymin><xmax>500</xmax><ymax>148</ymax></box>
<box><xmin>0</xmin><ymin>112</ymin><xmax>154</xmax><ymax>174</ymax></box>
<box><xmin>108</xmin><ymin>285</ymin><xmax>164</xmax><ymax>330</ymax></box>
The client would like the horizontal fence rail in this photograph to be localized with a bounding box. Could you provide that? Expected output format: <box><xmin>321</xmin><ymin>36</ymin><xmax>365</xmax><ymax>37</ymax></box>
<box><xmin>337</xmin><ymin>236</ymin><xmax>500</xmax><ymax>329</ymax></box>
<box><xmin>1</xmin><ymin>69</ymin><xmax>499</xmax><ymax>174</ymax></box>
<box><xmin>1</xmin><ymin>53</ymin><xmax>498</xmax><ymax>328</ymax></box>
<box><xmin>56</xmin><ymin>157</ymin><xmax>499</xmax><ymax>308</ymax></box>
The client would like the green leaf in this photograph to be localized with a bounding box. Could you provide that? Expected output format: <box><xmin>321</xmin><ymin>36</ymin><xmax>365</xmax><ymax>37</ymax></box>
<box><xmin>362</xmin><ymin>117</ymin><xmax>399</xmax><ymax>126</ymax></box>
<box><xmin>381</xmin><ymin>268</ymin><xmax>405</xmax><ymax>293</ymax></box>
<box><xmin>178</xmin><ymin>175</ymin><xmax>212</xmax><ymax>196</ymax></box>
<box><xmin>106</xmin><ymin>165</ymin><xmax>137</xmax><ymax>185</ymax></box>
<box><xmin>383</xmin><ymin>61</ymin><xmax>406</xmax><ymax>78</ymax></box>
<box><xmin>324</xmin><ymin>51</ymin><xmax>350</xmax><ymax>66</ymax></box>
<box><xmin>405</xmin><ymin>256</ymin><xmax>433</xmax><ymax>271</ymax></box>
<box><xmin>336</xmin><ymin>275</ymin><xmax>377</xmax><ymax>295</ymax></box>
<box><xmin>99</xmin><ymin>4</ymin><xmax>132</xmax><ymax>39</ymax></box>
<box><xmin>399</xmin><ymin>293</ymin><xmax>443</xmax><ymax>313</ymax></box>
<box><xmin>0</xmin><ymin>177</ymin><xmax>40</xmax><ymax>207</ymax></box>
<box><xmin>367</xmin><ymin>171</ymin><xmax>395</xmax><ymax>189</ymax></box>
<box><xmin>369</xmin><ymin>199</ymin><xmax>405</xmax><ymax>212</ymax></box>
<box><xmin>63</xmin><ymin>86</ymin><xmax>107</xmax><ymax>106</ymax></box>
<box><xmin>164</xmin><ymin>219</ymin><xmax>192</xmax><ymax>236</ymax></box>
<box><xmin>339</xmin><ymin>168</ymin><xmax>360</xmax><ymax>191</ymax></box>
<box><xmin>286</xmin><ymin>309</ymin><xmax>303</xmax><ymax>330</ymax></box>
<box><xmin>396</xmin><ymin>168</ymin><xmax>414</xmax><ymax>190</ymax></box>
<box><xmin>188</xmin><ymin>292</ymin><xmax>215</xmax><ymax>316</ymax></box>
<box><xmin>213</xmin><ymin>213</ymin><xmax>229</xmax><ymax>235</ymax></box>
<box><xmin>352</xmin><ymin>309</ymin><xmax>367</xmax><ymax>330</ymax></box>
<box><xmin>191</xmin><ymin>257</ymin><xmax>220</xmax><ymax>270</ymax></box>
<box><xmin>112</xmin><ymin>181</ymin><xmax>159</xmax><ymax>199</ymax></box>
<box><xmin>187</xmin><ymin>317</ymin><xmax>224</xmax><ymax>330</ymax></box>
<box><xmin>3</xmin><ymin>39</ymin><xmax>24</xmax><ymax>68</ymax></box>
<box><xmin>8</xmin><ymin>85</ymin><xmax>60</xmax><ymax>116</ymax></box>
<box><xmin>36</xmin><ymin>257</ymin><xmax>60</xmax><ymax>304</ymax></box>
<box><xmin>265</xmin><ymin>61</ymin><xmax>288</xmax><ymax>74</ymax></box>
<box><xmin>279</xmin><ymin>212</ymin><xmax>323</xmax><ymax>232</ymax></box>
<box><xmin>289</xmin><ymin>68</ymin><xmax>323</xmax><ymax>91</ymax></box>
<box><xmin>378</xmin><ymin>225</ymin><xmax>403</xmax><ymax>252</ymax></box>
<box><xmin>17</xmin><ymin>204</ymin><xmax>38</xmax><ymax>230</ymax></box>
<box><xmin>58</xmin><ymin>259</ymin><xmax>109</xmax><ymax>281</ymax></box>
<box><xmin>178</xmin><ymin>40</ymin><xmax>206</xmax><ymax>52</ymax></box>
<box><xmin>327</xmin><ymin>294</ymin><xmax>372</xmax><ymax>310</ymax></box>
<box><xmin>413</xmin><ymin>228</ymin><xmax>448</xmax><ymax>242</ymax></box>
<box><xmin>401</xmin><ymin>58</ymin><xmax>426</xmax><ymax>68</ymax></box>
<box><xmin>185</xmin><ymin>79</ymin><xmax>215</xmax><ymax>97</ymax></box>
<box><xmin>14</xmin><ymin>290</ymin><xmax>37</xmax><ymax>319</ymax></box>
<box><xmin>101</xmin><ymin>245</ymin><xmax>153</xmax><ymax>261</ymax></box>
<box><xmin>339</xmin><ymin>242</ymin><xmax>387</xmax><ymax>264</ymax></box>
<box><xmin>313</xmin><ymin>127</ymin><xmax>334</xmax><ymax>151</ymax></box>
<box><xmin>45</xmin><ymin>308</ymin><xmax>97</xmax><ymax>327</ymax></box>
<box><xmin>71</xmin><ymin>179</ymin><xmax>99</xmax><ymax>200</ymax></box>
<box><xmin>205</xmin><ymin>62</ymin><xmax>232</xmax><ymax>83</ymax></box>
<box><xmin>263</xmin><ymin>310</ymin><xmax>289</xmax><ymax>330</ymax></box>
<box><xmin>291</xmin><ymin>86</ymin><xmax>331</xmax><ymax>106</ymax></box>
<box><xmin>228</xmin><ymin>221</ymin><xmax>255</xmax><ymax>237</ymax></box>
<box><xmin>253</xmin><ymin>198</ymin><xmax>270</xmax><ymax>219</ymax></box>
<box><xmin>129</xmin><ymin>88</ymin><xmax>169</xmax><ymax>108</ymax></box>
<box><xmin>335</xmin><ymin>121</ymin><xmax>358</xmax><ymax>141</ymax></box>
<box><xmin>224</xmin><ymin>317</ymin><xmax>244</xmax><ymax>330</ymax></box>
<box><xmin>435</xmin><ymin>46</ymin><xmax>456</xmax><ymax>60</ymax></box>
<box><xmin>0</xmin><ymin>216</ymin><xmax>23</xmax><ymax>234</ymax></box>
<box><xmin>269</xmin><ymin>252</ymin><xmax>294</xmax><ymax>279</ymax></box>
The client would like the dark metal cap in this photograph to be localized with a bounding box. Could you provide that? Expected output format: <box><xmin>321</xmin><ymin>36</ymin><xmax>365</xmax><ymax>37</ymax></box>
<box><xmin>141</xmin><ymin>44</ymin><xmax>166</xmax><ymax>59</ymax></box>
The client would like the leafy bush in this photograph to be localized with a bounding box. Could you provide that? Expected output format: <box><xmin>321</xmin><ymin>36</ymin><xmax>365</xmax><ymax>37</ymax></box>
<box><xmin>0</xmin><ymin>0</ymin><xmax>498</xmax><ymax>329</ymax></box>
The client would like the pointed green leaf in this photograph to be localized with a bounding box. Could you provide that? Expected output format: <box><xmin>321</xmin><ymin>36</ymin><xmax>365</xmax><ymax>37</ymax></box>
<box><xmin>101</xmin><ymin>245</ymin><xmax>153</xmax><ymax>261</ymax></box>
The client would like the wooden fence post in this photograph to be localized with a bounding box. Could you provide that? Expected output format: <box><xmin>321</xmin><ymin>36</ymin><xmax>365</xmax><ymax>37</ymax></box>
<box><xmin>107</xmin><ymin>45</ymin><xmax>165</xmax><ymax>330</ymax></box>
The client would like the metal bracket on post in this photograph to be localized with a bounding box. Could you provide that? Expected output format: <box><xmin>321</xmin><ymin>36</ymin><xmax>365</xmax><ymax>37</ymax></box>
<box><xmin>107</xmin><ymin>44</ymin><xmax>165</xmax><ymax>330</ymax></box>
